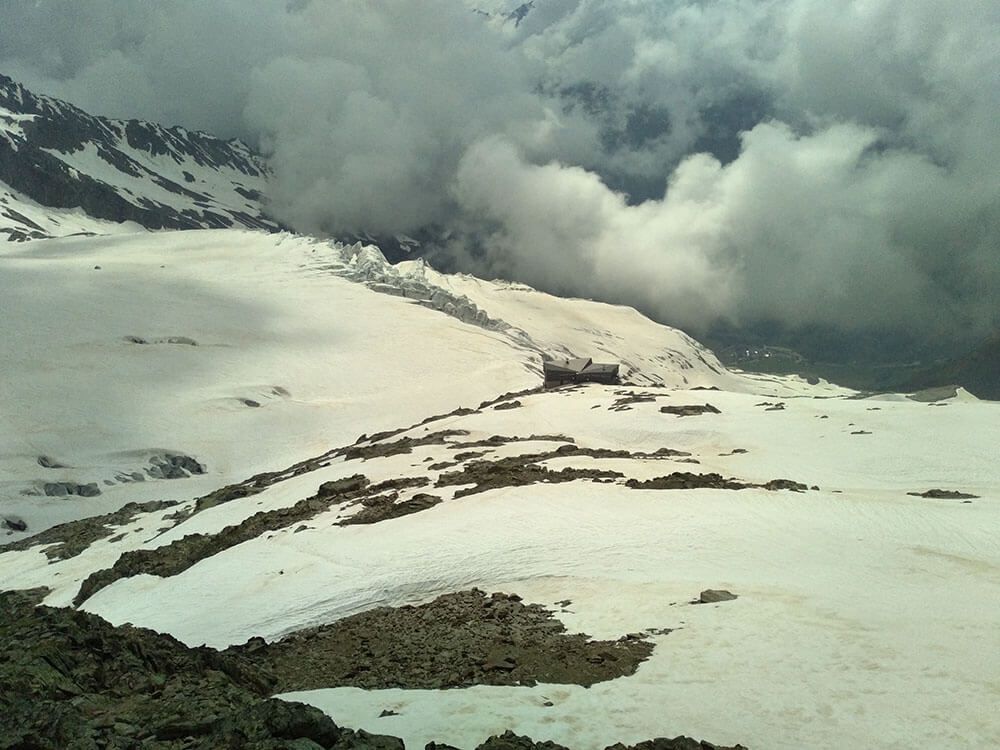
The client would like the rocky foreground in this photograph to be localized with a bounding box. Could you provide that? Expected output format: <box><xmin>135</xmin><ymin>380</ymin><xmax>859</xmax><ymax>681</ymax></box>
<box><xmin>1</xmin><ymin>589</ymin><xmax>747</xmax><ymax>750</ymax></box>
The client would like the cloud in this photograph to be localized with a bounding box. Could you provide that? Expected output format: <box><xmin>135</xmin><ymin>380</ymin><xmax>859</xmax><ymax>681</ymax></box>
<box><xmin>1</xmin><ymin>0</ymin><xmax>997</xmax><ymax>349</ymax></box>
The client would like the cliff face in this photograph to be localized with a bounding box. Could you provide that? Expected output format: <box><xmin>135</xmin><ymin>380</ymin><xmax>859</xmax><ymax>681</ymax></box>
<box><xmin>0</xmin><ymin>74</ymin><xmax>280</xmax><ymax>240</ymax></box>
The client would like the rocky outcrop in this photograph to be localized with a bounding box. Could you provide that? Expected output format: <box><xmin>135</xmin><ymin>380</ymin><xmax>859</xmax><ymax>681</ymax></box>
<box><xmin>659</xmin><ymin>404</ymin><xmax>721</xmax><ymax>417</ymax></box>
<box><xmin>42</xmin><ymin>481</ymin><xmax>101</xmax><ymax>497</ymax></box>
<box><xmin>226</xmin><ymin>589</ymin><xmax>655</xmax><ymax>691</ymax></box>
<box><xmin>627</xmin><ymin>473</ymin><xmax>809</xmax><ymax>492</ymax></box>
<box><xmin>697</xmin><ymin>590</ymin><xmax>738</xmax><ymax>604</ymax></box>
<box><xmin>2</xmin><ymin>516</ymin><xmax>27</xmax><ymax>532</ymax></box>
<box><xmin>0</xmin><ymin>589</ymin><xmax>401</xmax><ymax>749</ymax></box>
<box><xmin>0</xmin><ymin>589</ymin><xmax>746</xmax><ymax>750</ymax></box>
<box><xmin>435</xmin><ymin>456</ymin><xmax>624</xmax><ymax>498</ymax></box>
<box><xmin>340</xmin><ymin>492</ymin><xmax>442</xmax><ymax>525</ymax></box>
<box><xmin>0</xmin><ymin>500</ymin><xmax>178</xmax><ymax>561</ymax></box>
<box><xmin>907</xmin><ymin>489</ymin><xmax>979</xmax><ymax>500</ymax></box>
<box><xmin>72</xmin><ymin>475</ymin><xmax>372</xmax><ymax>606</ymax></box>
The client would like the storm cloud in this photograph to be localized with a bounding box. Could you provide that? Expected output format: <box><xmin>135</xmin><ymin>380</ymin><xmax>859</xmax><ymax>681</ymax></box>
<box><xmin>2</xmin><ymin>0</ymin><xmax>997</xmax><ymax>348</ymax></box>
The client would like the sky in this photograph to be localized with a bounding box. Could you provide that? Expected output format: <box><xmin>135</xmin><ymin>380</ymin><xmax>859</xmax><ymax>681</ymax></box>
<box><xmin>1</xmin><ymin>0</ymin><xmax>998</xmax><ymax>355</ymax></box>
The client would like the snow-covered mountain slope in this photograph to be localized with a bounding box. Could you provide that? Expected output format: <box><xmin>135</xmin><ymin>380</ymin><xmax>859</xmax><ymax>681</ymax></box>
<box><xmin>3</xmin><ymin>377</ymin><xmax>998</xmax><ymax>748</ymax></box>
<box><xmin>0</xmin><ymin>74</ymin><xmax>278</xmax><ymax>241</ymax></box>
<box><xmin>2</xmin><ymin>228</ymin><xmax>998</xmax><ymax>749</ymax></box>
<box><xmin>333</xmin><ymin>249</ymin><xmax>848</xmax><ymax>395</ymax></box>
<box><xmin>0</xmin><ymin>230</ymin><xmax>541</xmax><ymax>535</ymax></box>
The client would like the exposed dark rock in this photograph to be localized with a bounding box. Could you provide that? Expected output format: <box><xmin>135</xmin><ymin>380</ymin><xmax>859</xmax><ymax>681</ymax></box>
<box><xmin>418</xmin><ymin>407</ymin><xmax>480</xmax><ymax>426</ymax></box>
<box><xmin>0</xmin><ymin>589</ymin><xmax>404</xmax><ymax>750</ymax></box>
<box><xmin>343</xmin><ymin>430</ymin><xmax>470</xmax><ymax>461</ymax></box>
<box><xmin>3</xmin><ymin>516</ymin><xmax>27</xmax><ymax>532</ymax></box>
<box><xmin>36</xmin><ymin>455</ymin><xmax>67</xmax><ymax>469</ymax></box>
<box><xmin>73</xmin><ymin>476</ymin><xmax>372</xmax><ymax>605</ymax></box>
<box><xmin>477</xmin><ymin>732</ymin><xmax>570</xmax><ymax>750</ymax></box>
<box><xmin>760</xmin><ymin>479</ymin><xmax>809</xmax><ymax>492</ymax></box>
<box><xmin>697</xmin><ymin>590</ymin><xmax>738</xmax><ymax>604</ymax></box>
<box><xmin>660</xmin><ymin>404</ymin><xmax>721</xmax><ymax>417</ymax></box>
<box><xmin>226</xmin><ymin>589</ymin><xmax>654</xmax><ymax>691</ymax></box>
<box><xmin>626</xmin><ymin>473</ymin><xmax>746</xmax><ymax>491</ymax></box>
<box><xmin>0</xmin><ymin>500</ymin><xmax>179</xmax><ymax>560</ymax></box>
<box><xmin>609</xmin><ymin>392</ymin><xmax>664</xmax><ymax>411</ymax></box>
<box><xmin>907</xmin><ymin>489</ymin><xmax>980</xmax><ymax>500</ymax></box>
<box><xmin>0</xmin><ymin>589</ymin><xmax>745</xmax><ymax>750</ymax></box>
<box><xmin>242</xmin><ymin>398</ymin><xmax>262</xmax><ymax>408</ymax></box>
<box><xmin>627</xmin><ymin>473</ymin><xmax>809</xmax><ymax>492</ymax></box>
<box><xmin>142</xmin><ymin>453</ymin><xmax>206</xmax><ymax>480</ymax></box>
<box><xmin>494</xmin><ymin>400</ymin><xmax>523</xmax><ymax>410</ymax></box>
<box><xmin>42</xmin><ymin>481</ymin><xmax>101</xmax><ymax>497</ymax></box>
<box><xmin>340</xmin><ymin>493</ymin><xmax>442</xmax><ymax>526</ymax></box>
<box><xmin>436</xmin><ymin>456</ymin><xmax>624</xmax><ymax>498</ymax></box>
<box><xmin>607</xmin><ymin>738</ymin><xmax>747</xmax><ymax>750</ymax></box>
<box><xmin>451</xmin><ymin>434</ymin><xmax>576</xmax><ymax>449</ymax></box>
<box><xmin>454</xmin><ymin>451</ymin><xmax>487</xmax><ymax>461</ymax></box>
<box><xmin>477</xmin><ymin>387</ymin><xmax>546</xmax><ymax>411</ymax></box>
<box><xmin>0</xmin><ymin>74</ymin><xmax>280</xmax><ymax>238</ymax></box>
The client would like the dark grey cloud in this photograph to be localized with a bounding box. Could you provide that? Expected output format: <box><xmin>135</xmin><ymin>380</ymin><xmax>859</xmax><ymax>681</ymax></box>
<box><xmin>2</xmin><ymin>0</ymin><xmax>998</xmax><ymax>348</ymax></box>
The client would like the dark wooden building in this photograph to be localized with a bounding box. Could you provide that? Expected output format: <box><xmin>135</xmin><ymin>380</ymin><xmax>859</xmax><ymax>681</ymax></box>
<box><xmin>543</xmin><ymin>357</ymin><xmax>620</xmax><ymax>386</ymax></box>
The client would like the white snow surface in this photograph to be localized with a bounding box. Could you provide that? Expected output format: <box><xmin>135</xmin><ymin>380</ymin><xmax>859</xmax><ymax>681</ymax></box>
<box><xmin>1</xmin><ymin>228</ymin><xmax>998</xmax><ymax>750</ymax></box>
<box><xmin>0</xmin><ymin>230</ymin><xmax>535</xmax><ymax>533</ymax></box>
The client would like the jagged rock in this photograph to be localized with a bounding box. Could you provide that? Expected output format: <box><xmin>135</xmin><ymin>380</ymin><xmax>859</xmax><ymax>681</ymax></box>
<box><xmin>494</xmin><ymin>400</ymin><xmax>523</xmax><ymax>410</ymax></box>
<box><xmin>340</xmin><ymin>493</ymin><xmax>442</xmax><ymax>526</ymax></box>
<box><xmin>607</xmin><ymin>739</ymin><xmax>748</xmax><ymax>750</ymax></box>
<box><xmin>627</xmin><ymin>473</ymin><xmax>809</xmax><ymax>493</ymax></box>
<box><xmin>760</xmin><ymin>479</ymin><xmax>809</xmax><ymax>492</ymax></box>
<box><xmin>36</xmin><ymin>455</ymin><xmax>66</xmax><ymax>469</ymax></box>
<box><xmin>626</xmin><ymin>473</ymin><xmax>745</xmax><ymax>491</ymax></box>
<box><xmin>477</xmin><ymin>731</ymin><xmax>570</xmax><ymax>750</ymax></box>
<box><xmin>146</xmin><ymin>452</ymin><xmax>206</xmax><ymax>479</ymax></box>
<box><xmin>42</xmin><ymin>481</ymin><xmax>101</xmax><ymax>497</ymax></box>
<box><xmin>698</xmin><ymin>590</ymin><xmax>738</xmax><ymax>604</ymax></box>
<box><xmin>0</xmin><ymin>74</ymin><xmax>279</xmax><ymax>239</ymax></box>
<box><xmin>3</xmin><ymin>516</ymin><xmax>27</xmax><ymax>532</ymax></box>
<box><xmin>660</xmin><ymin>404</ymin><xmax>721</xmax><ymax>417</ymax></box>
<box><xmin>343</xmin><ymin>430</ymin><xmax>470</xmax><ymax>461</ymax></box>
<box><xmin>609</xmin><ymin>392</ymin><xmax>663</xmax><ymax>411</ymax></box>
<box><xmin>0</xmin><ymin>500</ymin><xmax>178</xmax><ymax>560</ymax></box>
<box><xmin>907</xmin><ymin>489</ymin><xmax>979</xmax><ymax>500</ymax></box>
<box><xmin>436</xmin><ymin>456</ymin><xmax>624</xmax><ymax>498</ymax></box>
<box><xmin>73</xmin><ymin>475</ymin><xmax>373</xmax><ymax>605</ymax></box>
<box><xmin>225</xmin><ymin>589</ymin><xmax>653</xmax><ymax>691</ymax></box>
<box><xmin>0</xmin><ymin>590</ymin><xmax>744</xmax><ymax>750</ymax></box>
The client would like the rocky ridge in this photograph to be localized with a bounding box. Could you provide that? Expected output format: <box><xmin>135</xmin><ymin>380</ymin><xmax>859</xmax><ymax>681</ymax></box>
<box><xmin>0</xmin><ymin>73</ymin><xmax>280</xmax><ymax>240</ymax></box>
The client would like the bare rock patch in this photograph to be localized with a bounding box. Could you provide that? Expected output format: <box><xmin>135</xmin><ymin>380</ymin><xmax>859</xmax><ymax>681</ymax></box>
<box><xmin>226</xmin><ymin>589</ymin><xmax>655</xmax><ymax>691</ymax></box>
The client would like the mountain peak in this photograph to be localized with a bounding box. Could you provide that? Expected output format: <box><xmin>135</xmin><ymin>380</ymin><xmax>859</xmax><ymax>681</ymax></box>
<box><xmin>0</xmin><ymin>74</ymin><xmax>279</xmax><ymax>241</ymax></box>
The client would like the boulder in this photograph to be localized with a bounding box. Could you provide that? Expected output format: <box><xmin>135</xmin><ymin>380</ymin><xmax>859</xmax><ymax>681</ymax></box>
<box><xmin>698</xmin><ymin>590</ymin><xmax>738</xmax><ymax>604</ymax></box>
